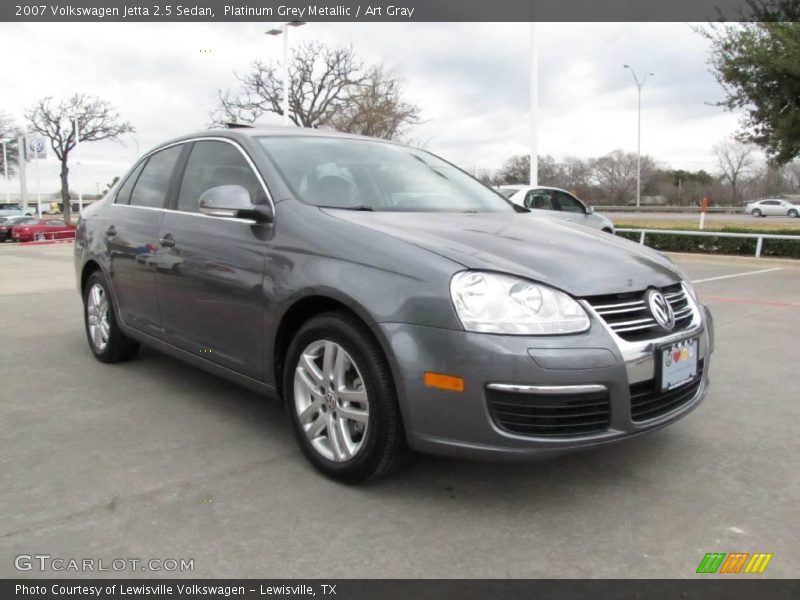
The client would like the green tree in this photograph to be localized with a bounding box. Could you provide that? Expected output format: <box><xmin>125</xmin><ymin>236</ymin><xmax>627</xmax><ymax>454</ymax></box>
<box><xmin>702</xmin><ymin>2</ymin><xmax>800</xmax><ymax>163</ymax></box>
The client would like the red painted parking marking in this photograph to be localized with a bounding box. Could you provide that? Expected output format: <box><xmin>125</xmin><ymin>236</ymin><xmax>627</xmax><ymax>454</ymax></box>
<box><xmin>701</xmin><ymin>295</ymin><xmax>800</xmax><ymax>309</ymax></box>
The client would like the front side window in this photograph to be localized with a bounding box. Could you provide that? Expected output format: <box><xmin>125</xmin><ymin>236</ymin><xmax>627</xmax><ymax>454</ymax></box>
<box><xmin>129</xmin><ymin>145</ymin><xmax>183</xmax><ymax>209</ymax></box>
<box><xmin>258</xmin><ymin>136</ymin><xmax>513</xmax><ymax>213</ymax></box>
<box><xmin>177</xmin><ymin>141</ymin><xmax>267</xmax><ymax>213</ymax></box>
<box><xmin>555</xmin><ymin>191</ymin><xmax>586</xmax><ymax>213</ymax></box>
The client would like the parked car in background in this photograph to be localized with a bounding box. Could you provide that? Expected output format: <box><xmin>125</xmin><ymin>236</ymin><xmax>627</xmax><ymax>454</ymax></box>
<box><xmin>75</xmin><ymin>128</ymin><xmax>713</xmax><ymax>483</ymax></box>
<box><xmin>497</xmin><ymin>185</ymin><xmax>615</xmax><ymax>232</ymax></box>
<box><xmin>11</xmin><ymin>218</ymin><xmax>76</xmax><ymax>242</ymax></box>
<box><xmin>0</xmin><ymin>205</ymin><xmax>34</xmax><ymax>218</ymax></box>
<box><xmin>745</xmin><ymin>198</ymin><xmax>800</xmax><ymax>218</ymax></box>
<box><xmin>0</xmin><ymin>216</ymin><xmax>40</xmax><ymax>242</ymax></box>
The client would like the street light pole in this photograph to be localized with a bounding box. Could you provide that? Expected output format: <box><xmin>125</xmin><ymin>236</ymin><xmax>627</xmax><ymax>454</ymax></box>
<box><xmin>0</xmin><ymin>139</ymin><xmax>10</xmax><ymax>203</ymax></box>
<box><xmin>530</xmin><ymin>21</ymin><xmax>538</xmax><ymax>187</ymax></box>
<box><xmin>266</xmin><ymin>21</ymin><xmax>306</xmax><ymax>126</ymax></box>
<box><xmin>623</xmin><ymin>65</ymin><xmax>653</xmax><ymax>208</ymax></box>
<box><xmin>73</xmin><ymin>115</ymin><xmax>83</xmax><ymax>215</ymax></box>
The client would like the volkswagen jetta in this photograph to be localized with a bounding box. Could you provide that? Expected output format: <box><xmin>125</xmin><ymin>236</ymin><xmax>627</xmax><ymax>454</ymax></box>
<box><xmin>74</xmin><ymin>128</ymin><xmax>714</xmax><ymax>483</ymax></box>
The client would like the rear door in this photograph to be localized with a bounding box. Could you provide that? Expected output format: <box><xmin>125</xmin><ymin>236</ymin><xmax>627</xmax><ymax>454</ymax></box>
<box><xmin>155</xmin><ymin>139</ymin><xmax>272</xmax><ymax>379</ymax></box>
<box><xmin>106</xmin><ymin>144</ymin><xmax>184</xmax><ymax>336</ymax></box>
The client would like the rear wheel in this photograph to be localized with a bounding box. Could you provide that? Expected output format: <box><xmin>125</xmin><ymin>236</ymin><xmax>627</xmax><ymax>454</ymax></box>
<box><xmin>751</xmin><ymin>208</ymin><xmax>762</xmax><ymax>217</ymax></box>
<box><xmin>83</xmin><ymin>271</ymin><xmax>139</xmax><ymax>363</ymax></box>
<box><xmin>284</xmin><ymin>312</ymin><xmax>409</xmax><ymax>483</ymax></box>
<box><xmin>789</xmin><ymin>209</ymin><xmax>798</xmax><ymax>218</ymax></box>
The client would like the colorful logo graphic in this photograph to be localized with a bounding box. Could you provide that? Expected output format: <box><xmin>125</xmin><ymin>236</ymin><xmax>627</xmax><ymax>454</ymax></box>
<box><xmin>664</xmin><ymin>344</ymin><xmax>693</xmax><ymax>367</ymax></box>
<box><xmin>696</xmin><ymin>552</ymin><xmax>773</xmax><ymax>574</ymax></box>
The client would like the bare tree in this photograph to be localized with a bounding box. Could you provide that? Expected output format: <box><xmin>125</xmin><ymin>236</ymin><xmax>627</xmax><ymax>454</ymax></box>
<box><xmin>713</xmin><ymin>138</ymin><xmax>758</xmax><ymax>203</ymax></box>
<box><xmin>0</xmin><ymin>111</ymin><xmax>21</xmax><ymax>179</ymax></box>
<box><xmin>26</xmin><ymin>94</ymin><xmax>133</xmax><ymax>223</ymax></box>
<box><xmin>327</xmin><ymin>66</ymin><xmax>420</xmax><ymax>140</ymax></box>
<box><xmin>213</xmin><ymin>42</ymin><xmax>364</xmax><ymax>128</ymax></box>
<box><xmin>212</xmin><ymin>42</ymin><xmax>420</xmax><ymax>140</ymax></box>
<box><xmin>494</xmin><ymin>155</ymin><xmax>530</xmax><ymax>185</ymax></box>
<box><xmin>591</xmin><ymin>150</ymin><xmax>656</xmax><ymax>205</ymax></box>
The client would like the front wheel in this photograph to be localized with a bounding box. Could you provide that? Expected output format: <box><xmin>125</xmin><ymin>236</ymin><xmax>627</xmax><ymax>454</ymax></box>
<box><xmin>751</xmin><ymin>209</ymin><xmax>762</xmax><ymax>218</ymax></box>
<box><xmin>83</xmin><ymin>271</ymin><xmax>139</xmax><ymax>363</ymax></box>
<box><xmin>284</xmin><ymin>312</ymin><xmax>409</xmax><ymax>483</ymax></box>
<box><xmin>789</xmin><ymin>209</ymin><xmax>798</xmax><ymax>218</ymax></box>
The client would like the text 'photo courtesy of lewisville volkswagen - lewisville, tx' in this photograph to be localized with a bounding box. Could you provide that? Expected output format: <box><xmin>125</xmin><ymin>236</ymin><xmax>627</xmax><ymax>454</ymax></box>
<box><xmin>0</xmin><ymin>1</ymin><xmax>798</xmax><ymax>599</ymax></box>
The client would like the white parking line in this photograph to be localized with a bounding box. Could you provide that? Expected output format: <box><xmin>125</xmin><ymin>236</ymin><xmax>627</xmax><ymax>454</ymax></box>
<box><xmin>692</xmin><ymin>267</ymin><xmax>782</xmax><ymax>284</ymax></box>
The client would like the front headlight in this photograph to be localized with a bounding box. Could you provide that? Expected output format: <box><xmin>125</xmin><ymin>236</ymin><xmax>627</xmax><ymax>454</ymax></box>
<box><xmin>450</xmin><ymin>271</ymin><xmax>591</xmax><ymax>335</ymax></box>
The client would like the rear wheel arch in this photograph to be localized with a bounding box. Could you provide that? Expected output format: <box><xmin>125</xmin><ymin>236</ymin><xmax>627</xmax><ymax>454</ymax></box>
<box><xmin>80</xmin><ymin>260</ymin><xmax>102</xmax><ymax>294</ymax></box>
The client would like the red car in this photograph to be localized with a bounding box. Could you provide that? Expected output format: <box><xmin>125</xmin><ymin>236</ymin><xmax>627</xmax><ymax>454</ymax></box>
<box><xmin>11</xmin><ymin>219</ymin><xmax>76</xmax><ymax>242</ymax></box>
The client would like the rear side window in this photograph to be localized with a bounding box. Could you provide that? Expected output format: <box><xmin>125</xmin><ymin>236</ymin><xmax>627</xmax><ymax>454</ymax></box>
<box><xmin>525</xmin><ymin>190</ymin><xmax>554</xmax><ymax>210</ymax></box>
<box><xmin>115</xmin><ymin>161</ymin><xmax>146</xmax><ymax>205</ymax></box>
<box><xmin>177</xmin><ymin>141</ymin><xmax>266</xmax><ymax>213</ymax></box>
<box><xmin>129</xmin><ymin>145</ymin><xmax>182</xmax><ymax>209</ymax></box>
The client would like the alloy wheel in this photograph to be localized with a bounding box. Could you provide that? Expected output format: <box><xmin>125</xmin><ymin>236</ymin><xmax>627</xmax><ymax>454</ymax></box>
<box><xmin>293</xmin><ymin>340</ymin><xmax>370</xmax><ymax>462</ymax></box>
<box><xmin>86</xmin><ymin>283</ymin><xmax>110</xmax><ymax>352</ymax></box>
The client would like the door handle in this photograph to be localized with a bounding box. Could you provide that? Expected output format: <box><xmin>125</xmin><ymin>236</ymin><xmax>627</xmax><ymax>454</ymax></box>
<box><xmin>105</xmin><ymin>226</ymin><xmax>117</xmax><ymax>237</ymax></box>
<box><xmin>159</xmin><ymin>234</ymin><xmax>175</xmax><ymax>248</ymax></box>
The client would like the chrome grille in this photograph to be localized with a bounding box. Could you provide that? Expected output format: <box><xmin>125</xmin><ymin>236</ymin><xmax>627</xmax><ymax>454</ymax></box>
<box><xmin>586</xmin><ymin>283</ymin><xmax>694</xmax><ymax>341</ymax></box>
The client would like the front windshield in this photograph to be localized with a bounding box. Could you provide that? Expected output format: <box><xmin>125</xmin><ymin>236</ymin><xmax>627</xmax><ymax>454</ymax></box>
<box><xmin>258</xmin><ymin>136</ymin><xmax>513</xmax><ymax>213</ymax></box>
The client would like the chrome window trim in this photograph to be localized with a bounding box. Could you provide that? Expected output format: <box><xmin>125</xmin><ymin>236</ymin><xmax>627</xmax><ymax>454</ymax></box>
<box><xmin>115</xmin><ymin>136</ymin><xmax>275</xmax><ymax>215</ymax></box>
<box><xmin>486</xmin><ymin>383</ymin><xmax>607</xmax><ymax>395</ymax></box>
<box><xmin>108</xmin><ymin>203</ymin><xmax>260</xmax><ymax>225</ymax></box>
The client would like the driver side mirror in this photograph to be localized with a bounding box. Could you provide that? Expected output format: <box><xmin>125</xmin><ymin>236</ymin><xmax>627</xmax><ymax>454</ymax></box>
<box><xmin>585</xmin><ymin>205</ymin><xmax>594</xmax><ymax>215</ymax></box>
<box><xmin>198</xmin><ymin>185</ymin><xmax>272</xmax><ymax>222</ymax></box>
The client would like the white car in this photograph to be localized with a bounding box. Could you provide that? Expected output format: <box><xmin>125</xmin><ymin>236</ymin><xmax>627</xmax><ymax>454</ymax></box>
<box><xmin>497</xmin><ymin>185</ymin><xmax>615</xmax><ymax>233</ymax></box>
<box><xmin>745</xmin><ymin>198</ymin><xmax>800</xmax><ymax>218</ymax></box>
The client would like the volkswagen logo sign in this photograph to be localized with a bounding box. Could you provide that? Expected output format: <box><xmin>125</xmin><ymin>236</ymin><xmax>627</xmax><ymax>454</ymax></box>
<box><xmin>646</xmin><ymin>289</ymin><xmax>676</xmax><ymax>331</ymax></box>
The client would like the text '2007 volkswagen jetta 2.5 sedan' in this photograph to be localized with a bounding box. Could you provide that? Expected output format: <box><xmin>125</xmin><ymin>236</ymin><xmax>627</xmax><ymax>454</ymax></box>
<box><xmin>75</xmin><ymin>128</ymin><xmax>714</xmax><ymax>483</ymax></box>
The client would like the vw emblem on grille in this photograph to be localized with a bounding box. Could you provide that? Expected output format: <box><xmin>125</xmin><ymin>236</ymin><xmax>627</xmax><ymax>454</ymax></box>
<box><xmin>647</xmin><ymin>289</ymin><xmax>676</xmax><ymax>331</ymax></box>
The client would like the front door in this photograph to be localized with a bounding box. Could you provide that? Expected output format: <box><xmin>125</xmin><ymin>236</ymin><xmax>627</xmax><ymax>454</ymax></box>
<box><xmin>155</xmin><ymin>140</ymin><xmax>272</xmax><ymax>379</ymax></box>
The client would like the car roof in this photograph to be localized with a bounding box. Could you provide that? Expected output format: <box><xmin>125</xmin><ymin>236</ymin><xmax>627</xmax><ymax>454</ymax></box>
<box><xmin>146</xmin><ymin>126</ymin><xmax>406</xmax><ymax>158</ymax></box>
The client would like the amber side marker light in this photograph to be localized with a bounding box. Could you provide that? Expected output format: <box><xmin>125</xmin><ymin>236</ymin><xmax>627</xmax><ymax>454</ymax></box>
<box><xmin>424</xmin><ymin>372</ymin><xmax>465</xmax><ymax>392</ymax></box>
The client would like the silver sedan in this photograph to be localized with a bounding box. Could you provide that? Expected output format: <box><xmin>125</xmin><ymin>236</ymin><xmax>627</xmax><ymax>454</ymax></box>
<box><xmin>498</xmin><ymin>185</ymin><xmax>615</xmax><ymax>232</ymax></box>
<box><xmin>745</xmin><ymin>198</ymin><xmax>800</xmax><ymax>218</ymax></box>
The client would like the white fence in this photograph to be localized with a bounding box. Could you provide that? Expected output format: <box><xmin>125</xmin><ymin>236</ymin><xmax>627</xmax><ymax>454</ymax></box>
<box><xmin>616</xmin><ymin>228</ymin><xmax>800</xmax><ymax>258</ymax></box>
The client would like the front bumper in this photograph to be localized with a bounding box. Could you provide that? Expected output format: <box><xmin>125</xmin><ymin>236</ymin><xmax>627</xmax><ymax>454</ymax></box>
<box><xmin>380</xmin><ymin>299</ymin><xmax>713</xmax><ymax>460</ymax></box>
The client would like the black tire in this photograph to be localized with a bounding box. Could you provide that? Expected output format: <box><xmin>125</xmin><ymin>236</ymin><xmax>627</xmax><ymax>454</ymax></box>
<box><xmin>83</xmin><ymin>271</ymin><xmax>139</xmax><ymax>363</ymax></box>
<box><xmin>789</xmin><ymin>209</ymin><xmax>798</xmax><ymax>218</ymax></box>
<box><xmin>751</xmin><ymin>209</ymin><xmax>761</xmax><ymax>217</ymax></box>
<box><xmin>283</xmin><ymin>311</ymin><xmax>410</xmax><ymax>483</ymax></box>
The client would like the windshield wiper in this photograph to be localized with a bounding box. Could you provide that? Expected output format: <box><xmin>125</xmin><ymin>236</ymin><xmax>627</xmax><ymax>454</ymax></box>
<box><xmin>317</xmin><ymin>204</ymin><xmax>374</xmax><ymax>211</ymax></box>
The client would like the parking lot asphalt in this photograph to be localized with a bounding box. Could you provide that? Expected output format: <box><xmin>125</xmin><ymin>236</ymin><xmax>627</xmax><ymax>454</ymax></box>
<box><xmin>1</xmin><ymin>243</ymin><xmax>798</xmax><ymax>579</ymax></box>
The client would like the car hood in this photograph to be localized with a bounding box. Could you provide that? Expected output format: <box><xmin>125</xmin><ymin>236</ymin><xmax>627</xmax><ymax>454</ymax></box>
<box><xmin>322</xmin><ymin>210</ymin><xmax>681</xmax><ymax>297</ymax></box>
